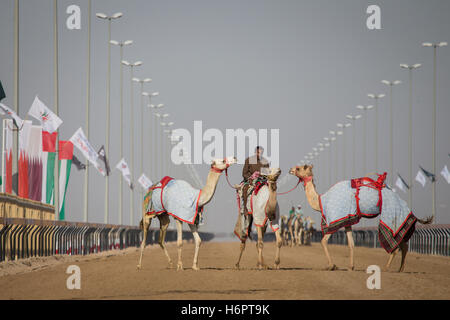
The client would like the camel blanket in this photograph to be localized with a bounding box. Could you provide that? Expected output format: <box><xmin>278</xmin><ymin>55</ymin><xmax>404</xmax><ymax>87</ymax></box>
<box><xmin>150</xmin><ymin>178</ymin><xmax>203</xmax><ymax>225</ymax></box>
<box><xmin>319</xmin><ymin>180</ymin><xmax>417</xmax><ymax>253</ymax></box>
<box><xmin>234</xmin><ymin>186</ymin><xmax>280</xmax><ymax>241</ymax></box>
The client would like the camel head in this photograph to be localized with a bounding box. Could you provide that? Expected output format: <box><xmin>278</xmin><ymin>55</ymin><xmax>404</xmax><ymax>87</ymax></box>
<box><xmin>260</xmin><ymin>167</ymin><xmax>282</xmax><ymax>182</ymax></box>
<box><xmin>289</xmin><ymin>164</ymin><xmax>314</xmax><ymax>180</ymax></box>
<box><xmin>211</xmin><ymin>156</ymin><xmax>237</xmax><ymax>172</ymax></box>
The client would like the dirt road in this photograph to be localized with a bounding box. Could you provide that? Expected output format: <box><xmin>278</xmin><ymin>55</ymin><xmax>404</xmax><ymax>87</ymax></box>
<box><xmin>0</xmin><ymin>241</ymin><xmax>449</xmax><ymax>300</ymax></box>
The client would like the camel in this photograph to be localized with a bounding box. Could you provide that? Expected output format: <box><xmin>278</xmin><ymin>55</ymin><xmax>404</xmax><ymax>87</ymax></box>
<box><xmin>137</xmin><ymin>157</ymin><xmax>237</xmax><ymax>271</ymax></box>
<box><xmin>280</xmin><ymin>215</ymin><xmax>289</xmax><ymax>246</ymax></box>
<box><xmin>302</xmin><ymin>216</ymin><xmax>315</xmax><ymax>245</ymax></box>
<box><xmin>289</xmin><ymin>164</ymin><xmax>432</xmax><ymax>272</ymax></box>
<box><xmin>293</xmin><ymin>215</ymin><xmax>304</xmax><ymax>246</ymax></box>
<box><xmin>235</xmin><ymin>168</ymin><xmax>283</xmax><ymax>270</ymax></box>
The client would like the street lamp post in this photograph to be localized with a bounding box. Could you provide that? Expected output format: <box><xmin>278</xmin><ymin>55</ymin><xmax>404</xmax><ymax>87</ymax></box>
<box><xmin>122</xmin><ymin>60</ymin><xmax>143</xmax><ymax>225</ymax></box>
<box><xmin>346</xmin><ymin>114</ymin><xmax>362</xmax><ymax>178</ymax></box>
<box><xmin>133</xmin><ymin>78</ymin><xmax>152</xmax><ymax>179</ymax></box>
<box><xmin>96</xmin><ymin>12</ymin><xmax>123</xmax><ymax>224</ymax></box>
<box><xmin>337</xmin><ymin>123</ymin><xmax>351</xmax><ymax>179</ymax></box>
<box><xmin>381</xmin><ymin>80</ymin><xmax>402</xmax><ymax>187</ymax></box>
<box><xmin>110</xmin><ymin>40</ymin><xmax>133</xmax><ymax>225</ymax></box>
<box><xmin>367</xmin><ymin>94</ymin><xmax>385</xmax><ymax>173</ymax></box>
<box><xmin>400</xmin><ymin>63</ymin><xmax>421</xmax><ymax>208</ymax></box>
<box><xmin>356</xmin><ymin>105</ymin><xmax>374</xmax><ymax>176</ymax></box>
<box><xmin>143</xmin><ymin>92</ymin><xmax>159</xmax><ymax>180</ymax></box>
<box><xmin>422</xmin><ymin>42</ymin><xmax>447</xmax><ymax>222</ymax></box>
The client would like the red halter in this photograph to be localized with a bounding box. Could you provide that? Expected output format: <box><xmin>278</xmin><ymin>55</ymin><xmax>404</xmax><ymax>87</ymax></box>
<box><xmin>299</xmin><ymin>175</ymin><xmax>313</xmax><ymax>187</ymax></box>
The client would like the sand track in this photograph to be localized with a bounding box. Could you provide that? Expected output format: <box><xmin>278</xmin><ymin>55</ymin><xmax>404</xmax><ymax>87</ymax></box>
<box><xmin>0</xmin><ymin>241</ymin><xmax>449</xmax><ymax>300</ymax></box>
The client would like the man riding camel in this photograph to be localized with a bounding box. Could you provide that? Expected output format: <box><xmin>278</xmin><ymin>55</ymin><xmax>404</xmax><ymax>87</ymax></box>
<box><xmin>241</xmin><ymin>146</ymin><xmax>270</xmax><ymax>215</ymax></box>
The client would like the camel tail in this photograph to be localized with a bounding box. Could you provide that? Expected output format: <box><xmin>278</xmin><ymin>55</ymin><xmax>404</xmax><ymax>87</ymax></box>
<box><xmin>416</xmin><ymin>216</ymin><xmax>433</xmax><ymax>225</ymax></box>
<box><xmin>139</xmin><ymin>219</ymin><xmax>144</xmax><ymax>230</ymax></box>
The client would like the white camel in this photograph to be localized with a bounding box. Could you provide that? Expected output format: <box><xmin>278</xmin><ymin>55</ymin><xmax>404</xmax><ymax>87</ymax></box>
<box><xmin>138</xmin><ymin>157</ymin><xmax>237</xmax><ymax>271</ymax></box>
<box><xmin>235</xmin><ymin>168</ymin><xmax>283</xmax><ymax>270</ymax></box>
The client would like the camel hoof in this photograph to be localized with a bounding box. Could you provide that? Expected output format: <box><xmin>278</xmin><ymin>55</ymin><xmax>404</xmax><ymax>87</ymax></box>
<box><xmin>327</xmin><ymin>264</ymin><xmax>337</xmax><ymax>271</ymax></box>
<box><xmin>137</xmin><ymin>264</ymin><xmax>142</xmax><ymax>270</ymax></box>
<box><xmin>348</xmin><ymin>266</ymin><xmax>355</xmax><ymax>271</ymax></box>
<box><xmin>234</xmin><ymin>264</ymin><xmax>240</xmax><ymax>270</ymax></box>
<box><xmin>192</xmin><ymin>266</ymin><xmax>200</xmax><ymax>271</ymax></box>
<box><xmin>273</xmin><ymin>264</ymin><xmax>280</xmax><ymax>270</ymax></box>
<box><xmin>177</xmin><ymin>264</ymin><xmax>184</xmax><ymax>271</ymax></box>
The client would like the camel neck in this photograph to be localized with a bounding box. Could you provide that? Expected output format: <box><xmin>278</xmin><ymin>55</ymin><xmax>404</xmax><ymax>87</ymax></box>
<box><xmin>304</xmin><ymin>177</ymin><xmax>321</xmax><ymax>212</ymax></box>
<box><xmin>198</xmin><ymin>170</ymin><xmax>221</xmax><ymax>207</ymax></box>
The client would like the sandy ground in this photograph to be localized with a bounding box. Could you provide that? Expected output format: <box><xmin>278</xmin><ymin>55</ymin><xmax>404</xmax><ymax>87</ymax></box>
<box><xmin>0</xmin><ymin>241</ymin><xmax>449</xmax><ymax>300</ymax></box>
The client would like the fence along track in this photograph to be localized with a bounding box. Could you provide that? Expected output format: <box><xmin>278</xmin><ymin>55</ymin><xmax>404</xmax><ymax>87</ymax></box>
<box><xmin>310</xmin><ymin>225</ymin><xmax>450</xmax><ymax>257</ymax></box>
<box><xmin>0</xmin><ymin>193</ymin><xmax>214</xmax><ymax>262</ymax></box>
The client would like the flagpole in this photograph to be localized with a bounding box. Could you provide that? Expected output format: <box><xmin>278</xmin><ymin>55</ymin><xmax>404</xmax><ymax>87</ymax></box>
<box><xmin>83</xmin><ymin>0</ymin><xmax>91</xmax><ymax>223</ymax></box>
<box><xmin>53</xmin><ymin>0</ymin><xmax>60</xmax><ymax>221</ymax></box>
<box><xmin>13</xmin><ymin>0</ymin><xmax>19</xmax><ymax>196</ymax></box>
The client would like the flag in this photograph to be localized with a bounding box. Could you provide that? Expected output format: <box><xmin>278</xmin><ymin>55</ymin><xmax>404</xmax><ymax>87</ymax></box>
<box><xmin>395</xmin><ymin>174</ymin><xmax>409</xmax><ymax>193</ymax></box>
<box><xmin>0</xmin><ymin>81</ymin><xmax>5</xmax><ymax>102</ymax></box>
<box><xmin>0</xmin><ymin>103</ymin><xmax>24</xmax><ymax>129</ymax></box>
<box><xmin>2</xmin><ymin>119</ymin><xmax>13</xmax><ymax>194</ymax></box>
<box><xmin>41</xmin><ymin>130</ymin><xmax>57</xmax><ymax>204</ymax></box>
<box><xmin>18</xmin><ymin>121</ymin><xmax>32</xmax><ymax>198</ymax></box>
<box><xmin>116</xmin><ymin>158</ymin><xmax>133</xmax><ymax>189</ymax></box>
<box><xmin>72</xmin><ymin>155</ymin><xmax>86</xmax><ymax>171</ymax></box>
<box><xmin>28</xmin><ymin>96</ymin><xmax>62</xmax><ymax>134</ymax></box>
<box><xmin>97</xmin><ymin>146</ymin><xmax>111</xmax><ymax>176</ymax></box>
<box><xmin>69</xmin><ymin>127</ymin><xmax>104</xmax><ymax>176</ymax></box>
<box><xmin>58</xmin><ymin>141</ymin><xmax>73</xmax><ymax>220</ymax></box>
<box><xmin>138</xmin><ymin>174</ymin><xmax>153</xmax><ymax>190</ymax></box>
<box><xmin>441</xmin><ymin>166</ymin><xmax>450</xmax><ymax>184</ymax></box>
<box><xmin>419</xmin><ymin>166</ymin><xmax>435</xmax><ymax>183</ymax></box>
<box><xmin>415</xmin><ymin>170</ymin><xmax>426</xmax><ymax>187</ymax></box>
<box><xmin>27</xmin><ymin>126</ymin><xmax>43</xmax><ymax>201</ymax></box>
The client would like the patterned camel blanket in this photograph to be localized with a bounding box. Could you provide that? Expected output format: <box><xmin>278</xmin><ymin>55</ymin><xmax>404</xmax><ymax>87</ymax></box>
<box><xmin>319</xmin><ymin>178</ymin><xmax>417</xmax><ymax>253</ymax></box>
<box><xmin>234</xmin><ymin>186</ymin><xmax>280</xmax><ymax>241</ymax></box>
<box><xmin>146</xmin><ymin>177</ymin><xmax>203</xmax><ymax>225</ymax></box>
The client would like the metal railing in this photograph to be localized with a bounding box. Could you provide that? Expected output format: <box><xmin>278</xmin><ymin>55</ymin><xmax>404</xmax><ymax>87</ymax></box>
<box><xmin>0</xmin><ymin>194</ymin><xmax>215</xmax><ymax>262</ymax></box>
<box><xmin>311</xmin><ymin>224</ymin><xmax>450</xmax><ymax>256</ymax></box>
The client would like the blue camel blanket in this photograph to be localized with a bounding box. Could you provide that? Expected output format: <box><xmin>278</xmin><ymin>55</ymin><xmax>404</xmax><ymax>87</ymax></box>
<box><xmin>150</xmin><ymin>178</ymin><xmax>203</xmax><ymax>224</ymax></box>
<box><xmin>319</xmin><ymin>179</ymin><xmax>417</xmax><ymax>253</ymax></box>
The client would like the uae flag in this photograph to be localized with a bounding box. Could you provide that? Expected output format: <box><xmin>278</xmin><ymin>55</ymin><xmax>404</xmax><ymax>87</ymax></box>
<box><xmin>441</xmin><ymin>165</ymin><xmax>450</xmax><ymax>184</ymax></box>
<box><xmin>419</xmin><ymin>165</ymin><xmax>435</xmax><ymax>183</ymax></box>
<box><xmin>58</xmin><ymin>141</ymin><xmax>73</xmax><ymax>220</ymax></box>
<box><xmin>2</xmin><ymin>119</ymin><xmax>13</xmax><ymax>193</ymax></box>
<box><xmin>41</xmin><ymin>131</ymin><xmax>57</xmax><ymax>204</ymax></box>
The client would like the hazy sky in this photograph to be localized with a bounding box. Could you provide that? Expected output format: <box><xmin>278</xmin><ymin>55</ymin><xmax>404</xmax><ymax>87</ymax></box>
<box><xmin>0</xmin><ymin>0</ymin><xmax>449</xmax><ymax>239</ymax></box>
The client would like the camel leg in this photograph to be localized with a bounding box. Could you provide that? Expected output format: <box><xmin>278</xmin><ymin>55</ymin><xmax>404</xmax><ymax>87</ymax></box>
<box><xmin>235</xmin><ymin>238</ymin><xmax>247</xmax><ymax>270</ymax></box>
<box><xmin>274</xmin><ymin>229</ymin><xmax>282</xmax><ymax>270</ymax></box>
<box><xmin>189</xmin><ymin>223</ymin><xmax>202</xmax><ymax>271</ymax></box>
<box><xmin>345</xmin><ymin>226</ymin><xmax>355</xmax><ymax>271</ymax></box>
<box><xmin>176</xmin><ymin>219</ymin><xmax>184</xmax><ymax>271</ymax></box>
<box><xmin>157</xmin><ymin>214</ymin><xmax>173</xmax><ymax>268</ymax></box>
<box><xmin>256</xmin><ymin>226</ymin><xmax>266</xmax><ymax>270</ymax></box>
<box><xmin>137</xmin><ymin>215</ymin><xmax>152</xmax><ymax>270</ymax></box>
<box><xmin>321</xmin><ymin>233</ymin><xmax>336</xmax><ymax>270</ymax></box>
<box><xmin>398</xmin><ymin>241</ymin><xmax>408</xmax><ymax>273</ymax></box>
<box><xmin>386</xmin><ymin>248</ymin><xmax>398</xmax><ymax>270</ymax></box>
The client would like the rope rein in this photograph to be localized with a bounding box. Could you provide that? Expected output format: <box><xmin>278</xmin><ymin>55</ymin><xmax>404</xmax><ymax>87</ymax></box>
<box><xmin>224</xmin><ymin>169</ymin><xmax>301</xmax><ymax>195</ymax></box>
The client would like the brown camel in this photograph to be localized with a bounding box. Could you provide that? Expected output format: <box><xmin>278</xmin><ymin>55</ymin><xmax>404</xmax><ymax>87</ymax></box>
<box><xmin>289</xmin><ymin>164</ymin><xmax>432</xmax><ymax>272</ymax></box>
<box><xmin>138</xmin><ymin>157</ymin><xmax>237</xmax><ymax>271</ymax></box>
<box><xmin>235</xmin><ymin>168</ymin><xmax>283</xmax><ymax>270</ymax></box>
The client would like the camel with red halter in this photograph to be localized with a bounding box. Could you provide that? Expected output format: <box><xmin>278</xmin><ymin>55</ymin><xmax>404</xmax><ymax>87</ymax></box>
<box><xmin>234</xmin><ymin>168</ymin><xmax>283</xmax><ymax>270</ymax></box>
<box><xmin>289</xmin><ymin>164</ymin><xmax>432</xmax><ymax>272</ymax></box>
<box><xmin>137</xmin><ymin>157</ymin><xmax>237</xmax><ymax>271</ymax></box>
